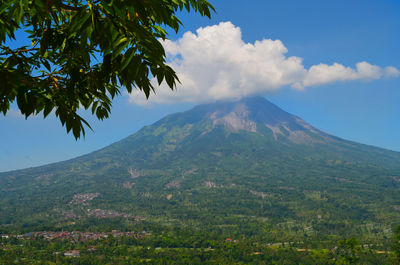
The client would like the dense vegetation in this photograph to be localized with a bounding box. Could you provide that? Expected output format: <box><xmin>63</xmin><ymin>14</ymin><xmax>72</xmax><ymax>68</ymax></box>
<box><xmin>1</xmin><ymin>97</ymin><xmax>400</xmax><ymax>263</ymax></box>
<box><xmin>1</xmin><ymin>225</ymin><xmax>400</xmax><ymax>264</ymax></box>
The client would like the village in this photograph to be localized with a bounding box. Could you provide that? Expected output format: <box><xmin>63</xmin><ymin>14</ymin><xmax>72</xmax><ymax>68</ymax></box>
<box><xmin>1</xmin><ymin>230</ymin><xmax>147</xmax><ymax>242</ymax></box>
<box><xmin>1</xmin><ymin>230</ymin><xmax>149</xmax><ymax>257</ymax></box>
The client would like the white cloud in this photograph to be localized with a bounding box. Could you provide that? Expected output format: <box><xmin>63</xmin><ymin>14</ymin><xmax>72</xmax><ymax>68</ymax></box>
<box><xmin>129</xmin><ymin>22</ymin><xmax>399</xmax><ymax>105</ymax></box>
<box><xmin>384</xmin><ymin>66</ymin><xmax>400</xmax><ymax>78</ymax></box>
<box><xmin>301</xmin><ymin>61</ymin><xmax>398</xmax><ymax>88</ymax></box>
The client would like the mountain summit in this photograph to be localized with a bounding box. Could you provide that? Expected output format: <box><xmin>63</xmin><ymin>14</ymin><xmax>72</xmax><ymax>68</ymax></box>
<box><xmin>166</xmin><ymin>96</ymin><xmax>327</xmax><ymax>143</ymax></box>
<box><xmin>1</xmin><ymin>96</ymin><xmax>400</xmax><ymax>233</ymax></box>
<box><xmin>94</xmin><ymin>96</ymin><xmax>397</xmax><ymax>170</ymax></box>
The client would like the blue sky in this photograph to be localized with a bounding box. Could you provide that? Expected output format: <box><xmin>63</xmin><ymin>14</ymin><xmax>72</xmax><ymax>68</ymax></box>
<box><xmin>1</xmin><ymin>0</ymin><xmax>400</xmax><ymax>172</ymax></box>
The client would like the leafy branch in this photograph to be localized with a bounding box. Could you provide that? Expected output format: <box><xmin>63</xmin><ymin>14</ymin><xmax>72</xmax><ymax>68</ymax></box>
<box><xmin>0</xmin><ymin>0</ymin><xmax>215</xmax><ymax>139</ymax></box>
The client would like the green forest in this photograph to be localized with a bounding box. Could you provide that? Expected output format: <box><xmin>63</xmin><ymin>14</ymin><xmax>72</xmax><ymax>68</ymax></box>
<box><xmin>1</xmin><ymin>97</ymin><xmax>400</xmax><ymax>264</ymax></box>
<box><xmin>1</xmin><ymin>224</ymin><xmax>400</xmax><ymax>264</ymax></box>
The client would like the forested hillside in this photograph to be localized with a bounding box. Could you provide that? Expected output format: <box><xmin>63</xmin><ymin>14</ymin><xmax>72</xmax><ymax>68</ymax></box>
<box><xmin>1</xmin><ymin>97</ymin><xmax>400</xmax><ymax>263</ymax></box>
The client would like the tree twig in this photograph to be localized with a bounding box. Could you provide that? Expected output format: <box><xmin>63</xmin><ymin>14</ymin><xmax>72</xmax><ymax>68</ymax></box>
<box><xmin>0</xmin><ymin>48</ymin><xmax>37</xmax><ymax>56</ymax></box>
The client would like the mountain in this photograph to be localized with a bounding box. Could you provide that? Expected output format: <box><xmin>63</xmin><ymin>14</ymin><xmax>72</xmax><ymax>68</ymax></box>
<box><xmin>1</xmin><ymin>96</ymin><xmax>400</xmax><ymax>238</ymax></box>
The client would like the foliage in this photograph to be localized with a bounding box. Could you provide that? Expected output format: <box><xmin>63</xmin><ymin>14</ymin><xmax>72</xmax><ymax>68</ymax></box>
<box><xmin>336</xmin><ymin>238</ymin><xmax>361</xmax><ymax>264</ymax></box>
<box><xmin>0</xmin><ymin>0</ymin><xmax>214</xmax><ymax>138</ymax></box>
<box><xmin>0</xmin><ymin>229</ymin><xmax>396</xmax><ymax>264</ymax></box>
<box><xmin>394</xmin><ymin>225</ymin><xmax>400</xmax><ymax>264</ymax></box>
<box><xmin>1</xmin><ymin>97</ymin><xmax>400</xmax><ymax>263</ymax></box>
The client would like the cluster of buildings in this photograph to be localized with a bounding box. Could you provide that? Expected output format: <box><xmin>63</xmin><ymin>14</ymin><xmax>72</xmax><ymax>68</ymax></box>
<box><xmin>1</xmin><ymin>230</ymin><xmax>147</xmax><ymax>242</ymax></box>
<box><xmin>68</xmin><ymin>193</ymin><xmax>101</xmax><ymax>205</ymax></box>
<box><xmin>86</xmin><ymin>208</ymin><xmax>132</xmax><ymax>218</ymax></box>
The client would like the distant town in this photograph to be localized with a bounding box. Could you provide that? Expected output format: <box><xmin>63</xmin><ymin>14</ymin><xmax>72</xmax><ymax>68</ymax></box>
<box><xmin>1</xmin><ymin>230</ymin><xmax>147</xmax><ymax>242</ymax></box>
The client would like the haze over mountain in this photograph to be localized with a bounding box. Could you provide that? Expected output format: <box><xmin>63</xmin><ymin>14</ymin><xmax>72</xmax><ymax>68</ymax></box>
<box><xmin>1</xmin><ymin>96</ymin><xmax>399</xmax><ymax>237</ymax></box>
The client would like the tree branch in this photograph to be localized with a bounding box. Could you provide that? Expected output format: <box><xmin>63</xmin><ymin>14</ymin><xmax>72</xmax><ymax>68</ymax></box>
<box><xmin>58</xmin><ymin>3</ymin><xmax>81</xmax><ymax>11</ymax></box>
<box><xmin>0</xmin><ymin>48</ymin><xmax>38</xmax><ymax>56</ymax></box>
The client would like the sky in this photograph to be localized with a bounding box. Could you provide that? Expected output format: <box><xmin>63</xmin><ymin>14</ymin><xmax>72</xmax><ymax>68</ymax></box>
<box><xmin>1</xmin><ymin>0</ymin><xmax>400</xmax><ymax>172</ymax></box>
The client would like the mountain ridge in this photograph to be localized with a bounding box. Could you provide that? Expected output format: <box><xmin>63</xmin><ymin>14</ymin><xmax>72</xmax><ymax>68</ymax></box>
<box><xmin>2</xmin><ymin>96</ymin><xmax>400</xmax><ymax>174</ymax></box>
<box><xmin>1</xmin><ymin>95</ymin><xmax>400</xmax><ymax>236</ymax></box>
<box><xmin>83</xmin><ymin>95</ymin><xmax>400</xmax><ymax>171</ymax></box>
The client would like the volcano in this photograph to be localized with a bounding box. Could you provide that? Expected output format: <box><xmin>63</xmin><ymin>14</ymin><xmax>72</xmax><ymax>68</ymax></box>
<box><xmin>1</xmin><ymin>96</ymin><xmax>400</xmax><ymax>235</ymax></box>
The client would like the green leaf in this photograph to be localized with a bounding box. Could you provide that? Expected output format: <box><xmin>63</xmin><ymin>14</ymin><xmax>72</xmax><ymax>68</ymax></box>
<box><xmin>120</xmin><ymin>47</ymin><xmax>137</xmax><ymax>72</ymax></box>
<box><xmin>0</xmin><ymin>0</ymin><xmax>214</xmax><ymax>139</ymax></box>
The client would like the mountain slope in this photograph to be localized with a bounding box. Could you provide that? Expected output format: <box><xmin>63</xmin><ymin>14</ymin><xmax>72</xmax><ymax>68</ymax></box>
<box><xmin>1</xmin><ymin>96</ymin><xmax>399</xmax><ymax>238</ymax></box>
